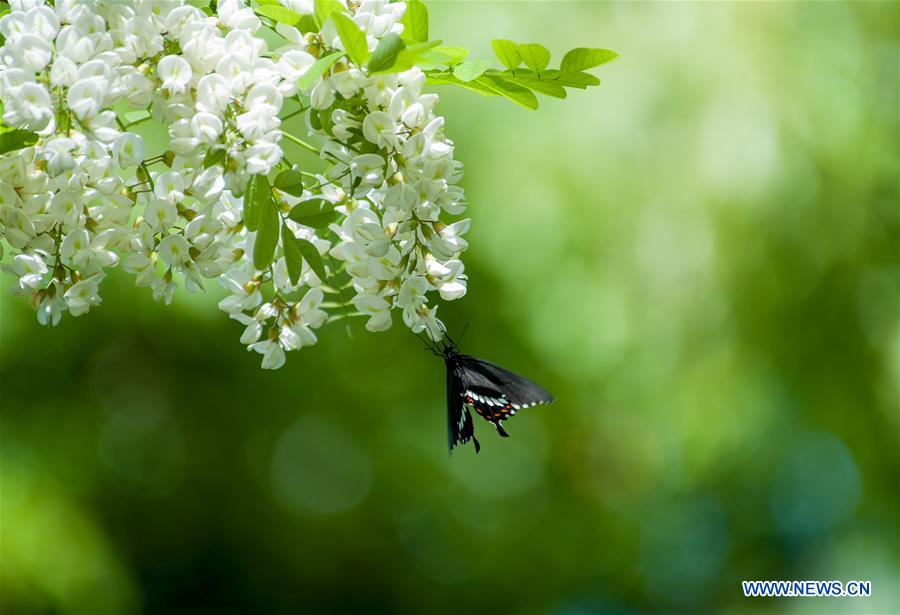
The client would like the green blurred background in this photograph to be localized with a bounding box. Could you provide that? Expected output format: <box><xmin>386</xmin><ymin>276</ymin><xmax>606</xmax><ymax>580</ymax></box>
<box><xmin>2</xmin><ymin>2</ymin><xmax>898</xmax><ymax>613</ymax></box>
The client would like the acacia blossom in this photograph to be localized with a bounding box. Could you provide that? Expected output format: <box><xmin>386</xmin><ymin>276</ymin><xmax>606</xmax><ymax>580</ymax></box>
<box><xmin>0</xmin><ymin>0</ymin><xmax>613</xmax><ymax>368</ymax></box>
<box><xmin>0</xmin><ymin>0</ymin><xmax>467</xmax><ymax>367</ymax></box>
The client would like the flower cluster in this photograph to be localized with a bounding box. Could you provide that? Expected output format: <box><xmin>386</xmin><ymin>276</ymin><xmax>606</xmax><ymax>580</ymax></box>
<box><xmin>0</xmin><ymin>0</ymin><xmax>469</xmax><ymax>368</ymax></box>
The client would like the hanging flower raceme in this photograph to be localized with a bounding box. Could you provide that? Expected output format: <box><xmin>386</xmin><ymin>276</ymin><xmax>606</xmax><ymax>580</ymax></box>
<box><xmin>0</xmin><ymin>0</ymin><xmax>615</xmax><ymax>368</ymax></box>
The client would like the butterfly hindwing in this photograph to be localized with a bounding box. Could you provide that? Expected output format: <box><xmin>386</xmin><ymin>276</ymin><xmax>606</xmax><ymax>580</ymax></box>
<box><xmin>459</xmin><ymin>355</ymin><xmax>555</xmax><ymax>409</ymax></box>
<box><xmin>456</xmin><ymin>355</ymin><xmax>554</xmax><ymax>437</ymax></box>
<box><xmin>443</xmin><ymin>347</ymin><xmax>553</xmax><ymax>453</ymax></box>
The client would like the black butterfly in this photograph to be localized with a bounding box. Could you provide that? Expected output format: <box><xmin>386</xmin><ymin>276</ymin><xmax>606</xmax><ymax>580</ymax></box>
<box><xmin>428</xmin><ymin>335</ymin><xmax>554</xmax><ymax>453</ymax></box>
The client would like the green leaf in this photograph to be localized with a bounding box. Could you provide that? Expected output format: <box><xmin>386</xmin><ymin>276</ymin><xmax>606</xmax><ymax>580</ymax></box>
<box><xmin>296</xmin><ymin>238</ymin><xmax>327</xmax><ymax>282</ymax></box>
<box><xmin>401</xmin><ymin>0</ymin><xmax>428</xmax><ymax>42</ymax></box>
<box><xmin>296</xmin><ymin>51</ymin><xmax>344</xmax><ymax>91</ymax></box>
<box><xmin>332</xmin><ymin>13</ymin><xmax>369</xmax><ymax>67</ymax></box>
<box><xmin>243</xmin><ymin>174</ymin><xmax>270</xmax><ymax>232</ymax></box>
<box><xmin>502</xmin><ymin>74</ymin><xmax>567</xmax><ymax>99</ymax></box>
<box><xmin>202</xmin><ymin>147</ymin><xmax>226</xmax><ymax>168</ymax></box>
<box><xmin>287</xmin><ymin>199</ymin><xmax>338</xmax><ymax>228</ymax></box>
<box><xmin>256</xmin><ymin>4</ymin><xmax>303</xmax><ymax>25</ymax></box>
<box><xmin>274</xmin><ymin>168</ymin><xmax>304</xmax><ymax>196</ymax></box>
<box><xmin>317</xmin><ymin>107</ymin><xmax>334</xmax><ymax>136</ymax></box>
<box><xmin>553</xmin><ymin>71</ymin><xmax>601</xmax><ymax>89</ymax></box>
<box><xmin>368</xmin><ymin>33</ymin><xmax>405</xmax><ymax>73</ymax></box>
<box><xmin>426</xmin><ymin>73</ymin><xmax>498</xmax><ymax>98</ymax></box>
<box><xmin>477</xmin><ymin>75</ymin><xmax>539</xmax><ymax>109</ymax></box>
<box><xmin>389</xmin><ymin>40</ymin><xmax>442</xmax><ymax>72</ymax></box>
<box><xmin>517</xmin><ymin>43</ymin><xmax>551</xmax><ymax>72</ymax></box>
<box><xmin>429</xmin><ymin>46</ymin><xmax>469</xmax><ymax>66</ymax></box>
<box><xmin>282</xmin><ymin>224</ymin><xmax>303</xmax><ymax>285</ymax></box>
<box><xmin>560</xmin><ymin>47</ymin><xmax>618</xmax><ymax>73</ymax></box>
<box><xmin>428</xmin><ymin>72</ymin><xmax>544</xmax><ymax>108</ymax></box>
<box><xmin>253</xmin><ymin>192</ymin><xmax>280</xmax><ymax>271</ymax></box>
<box><xmin>123</xmin><ymin>109</ymin><xmax>151</xmax><ymax>125</ymax></box>
<box><xmin>491</xmin><ymin>39</ymin><xmax>520</xmax><ymax>70</ymax></box>
<box><xmin>295</xmin><ymin>14</ymin><xmax>318</xmax><ymax>33</ymax></box>
<box><xmin>308</xmin><ymin>107</ymin><xmax>322</xmax><ymax>130</ymax></box>
<box><xmin>313</xmin><ymin>0</ymin><xmax>343</xmax><ymax>27</ymax></box>
<box><xmin>452</xmin><ymin>60</ymin><xmax>491</xmax><ymax>83</ymax></box>
<box><xmin>260</xmin><ymin>2</ymin><xmax>316</xmax><ymax>33</ymax></box>
<box><xmin>0</xmin><ymin>128</ymin><xmax>39</xmax><ymax>155</ymax></box>
<box><xmin>413</xmin><ymin>45</ymin><xmax>468</xmax><ymax>70</ymax></box>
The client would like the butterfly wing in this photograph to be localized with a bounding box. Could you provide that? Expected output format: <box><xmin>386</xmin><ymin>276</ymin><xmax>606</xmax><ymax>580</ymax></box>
<box><xmin>457</xmin><ymin>355</ymin><xmax>554</xmax><ymax>432</ymax></box>
<box><xmin>446</xmin><ymin>356</ymin><xmax>480</xmax><ymax>453</ymax></box>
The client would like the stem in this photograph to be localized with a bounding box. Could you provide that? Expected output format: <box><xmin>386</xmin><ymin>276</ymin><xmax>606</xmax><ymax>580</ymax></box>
<box><xmin>326</xmin><ymin>312</ymin><xmax>364</xmax><ymax>324</ymax></box>
<box><xmin>281</xmin><ymin>106</ymin><xmax>308</xmax><ymax>122</ymax></box>
<box><xmin>283</xmin><ymin>132</ymin><xmax>320</xmax><ymax>155</ymax></box>
<box><xmin>304</xmin><ymin>168</ymin><xmax>352</xmax><ymax>192</ymax></box>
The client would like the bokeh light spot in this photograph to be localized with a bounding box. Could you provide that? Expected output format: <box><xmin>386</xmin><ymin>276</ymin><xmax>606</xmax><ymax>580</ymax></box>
<box><xmin>770</xmin><ymin>430</ymin><xmax>861</xmax><ymax>537</ymax></box>
<box><xmin>98</xmin><ymin>395</ymin><xmax>185</xmax><ymax>497</ymax></box>
<box><xmin>639</xmin><ymin>495</ymin><xmax>730</xmax><ymax>606</ymax></box>
<box><xmin>270</xmin><ymin>415</ymin><xmax>372</xmax><ymax>515</ymax></box>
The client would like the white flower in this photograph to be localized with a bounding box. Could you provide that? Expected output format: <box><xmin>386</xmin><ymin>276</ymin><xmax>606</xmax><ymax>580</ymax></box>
<box><xmin>218</xmin><ymin>267</ymin><xmax>262</xmax><ymax>314</ymax></box>
<box><xmin>218</xmin><ymin>0</ymin><xmax>260</xmax><ymax>32</ymax></box>
<box><xmin>281</xmin><ymin>0</ymin><xmax>313</xmax><ymax>14</ymax></box>
<box><xmin>3</xmin><ymin>252</ymin><xmax>48</xmax><ymax>292</ymax></box>
<box><xmin>350</xmin><ymin>154</ymin><xmax>386</xmax><ymax>186</ymax></box>
<box><xmin>191</xmin><ymin>112</ymin><xmax>224</xmax><ymax>144</ymax></box>
<box><xmin>190</xmin><ymin>165</ymin><xmax>225</xmax><ymax>204</ymax></box>
<box><xmin>196</xmin><ymin>74</ymin><xmax>231</xmax><ymax>115</ymax></box>
<box><xmin>362</xmin><ymin>111</ymin><xmax>399</xmax><ymax>149</ymax></box>
<box><xmin>237</xmin><ymin>301</ymin><xmax>277</xmax><ymax>344</ymax></box>
<box><xmin>112</xmin><ymin>133</ymin><xmax>145</xmax><ymax>168</ymax></box>
<box><xmin>157</xmin><ymin>234</ymin><xmax>193</xmax><ymax>267</ymax></box>
<box><xmin>281</xmin><ymin>286</ymin><xmax>327</xmax><ymax>348</ymax></box>
<box><xmin>168</xmin><ymin>118</ymin><xmax>201</xmax><ymax>156</ymax></box>
<box><xmin>310</xmin><ymin>79</ymin><xmax>335</xmax><ymax>110</ymax></box>
<box><xmin>64</xmin><ymin>274</ymin><xmax>104</xmax><ymax>316</ymax></box>
<box><xmin>249</xmin><ymin>339</ymin><xmax>286</xmax><ymax>369</ymax></box>
<box><xmin>426</xmin><ymin>257</ymin><xmax>467</xmax><ymax>300</ymax></box>
<box><xmin>144</xmin><ymin>199</ymin><xmax>178</xmax><ymax>231</ymax></box>
<box><xmin>122</xmin><ymin>70</ymin><xmax>155</xmax><ymax>107</ymax></box>
<box><xmin>397</xmin><ymin>275</ymin><xmax>428</xmax><ymax>311</ymax></box>
<box><xmin>152</xmin><ymin>277</ymin><xmax>177</xmax><ymax>305</ymax></box>
<box><xmin>400</xmin><ymin>102</ymin><xmax>426</xmax><ymax>129</ymax></box>
<box><xmin>23</xmin><ymin>6</ymin><xmax>59</xmax><ymax>40</ymax></box>
<box><xmin>276</xmin><ymin>49</ymin><xmax>315</xmax><ymax>84</ymax></box>
<box><xmin>36</xmin><ymin>281</ymin><xmax>66</xmax><ymax>327</ymax></box>
<box><xmin>437</xmin><ymin>219</ymin><xmax>470</xmax><ymax>253</ymax></box>
<box><xmin>0</xmin><ymin>0</ymin><xmax>470</xmax><ymax>368</ymax></box>
<box><xmin>158</xmin><ymin>55</ymin><xmax>193</xmax><ymax>95</ymax></box>
<box><xmin>10</xmin><ymin>82</ymin><xmax>53</xmax><ymax>130</ymax></box>
<box><xmin>245</xmin><ymin>142</ymin><xmax>282</xmax><ymax>175</ymax></box>
<box><xmin>60</xmin><ymin>228</ymin><xmax>118</xmax><ymax>273</ymax></box>
<box><xmin>12</xmin><ymin>34</ymin><xmax>53</xmax><ymax>72</ymax></box>
<box><xmin>67</xmin><ymin>77</ymin><xmax>107</xmax><ymax>120</ymax></box>
<box><xmin>154</xmin><ymin>172</ymin><xmax>186</xmax><ymax>203</ymax></box>
<box><xmin>246</xmin><ymin>83</ymin><xmax>283</xmax><ymax>109</ymax></box>
<box><xmin>353</xmin><ymin>293</ymin><xmax>392</xmax><ymax>332</ymax></box>
<box><xmin>236</xmin><ymin>106</ymin><xmax>280</xmax><ymax>141</ymax></box>
<box><xmin>166</xmin><ymin>6</ymin><xmax>204</xmax><ymax>38</ymax></box>
<box><xmin>124</xmin><ymin>253</ymin><xmax>155</xmax><ymax>287</ymax></box>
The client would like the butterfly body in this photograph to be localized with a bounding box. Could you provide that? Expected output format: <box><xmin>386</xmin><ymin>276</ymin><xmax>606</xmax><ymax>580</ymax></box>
<box><xmin>442</xmin><ymin>343</ymin><xmax>554</xmax><ymax>453</ymax></box>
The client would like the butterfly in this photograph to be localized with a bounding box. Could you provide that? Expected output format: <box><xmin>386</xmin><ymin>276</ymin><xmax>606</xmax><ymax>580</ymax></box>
<box><xmin>427</xmin><ymin>333</ymin><xmax>554</xmax><ymax>453</ymax></box>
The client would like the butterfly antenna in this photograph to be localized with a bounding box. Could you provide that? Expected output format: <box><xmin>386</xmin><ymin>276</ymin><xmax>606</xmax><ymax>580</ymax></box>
<box><xmin>417</xmin><ymin>332</ymin><xmax>441</xmax><ymax>356</ymax></box>
<box><xmin>439</xmin><ymin>322</ymin><xmax>460</xmax><ymax>351</ymax></box>
<box><xmin>458</xmin><ymin>322</ymin><xmax>471</xmax><ymax>345</ymax></box>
